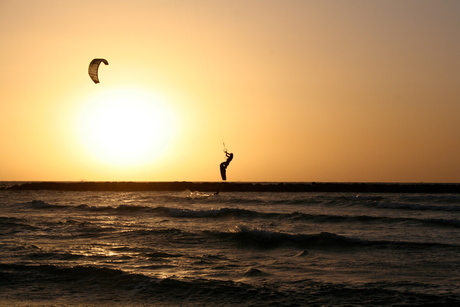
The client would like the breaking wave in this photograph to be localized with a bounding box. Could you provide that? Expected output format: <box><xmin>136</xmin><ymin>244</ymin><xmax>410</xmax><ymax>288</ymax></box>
<box><xmin>17</xmin><ymin>200</ymin><xmax>460</xmax><ymax>229</ymax></box>
<box><xmin>209</xmin><ymin>227</ymin><xmax>459</xmax><ymax>250</ymax></box>
<box><xmin>1</xmin><ymin>263</ymin><xmax>458</xmax><ymax>306</ymax></box>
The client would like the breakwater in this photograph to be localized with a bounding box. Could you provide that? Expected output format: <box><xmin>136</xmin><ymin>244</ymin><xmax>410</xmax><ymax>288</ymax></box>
<box><xmin>3</xmin><ymin>181</ymin><xmax>460</xmax><ymax>193</ymax></box>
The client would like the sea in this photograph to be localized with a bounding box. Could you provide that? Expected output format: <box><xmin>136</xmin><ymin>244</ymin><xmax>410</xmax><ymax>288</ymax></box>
<box><xmin>1</xmin><ymin>182</ymin><xmax>459</xmax><ymax>306</ymax></box>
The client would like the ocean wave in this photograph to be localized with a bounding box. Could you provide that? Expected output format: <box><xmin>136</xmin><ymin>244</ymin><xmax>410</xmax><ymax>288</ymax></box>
<box><xmin>397</xmin><ymin>194</ymin><xmax>460</xmax><ymax>204</ymax></box>
<box><xmin>243</xmin><ymin>267</ymin><xmax>270</xmax><ymax>277</ymax></box>
<box><xmin>210</xmin><ymin>226</ymin><xmax>459</xmax><ymax>250</ymax></box>
<box><xmin>74</xmin><ymin>204</ymin><xmax>260</xmax><ymax>217</ymax></box>
<box><xmin>20</xmin><ymin>199</ymin><xmax>460</xmax><ymax>229</ymax></box>
<box><xmin>290</xmin><ymin>212</ymin><xmax>460</xmax><ymax>228</ymax></box>
<box><xmin>22</xmin><ymin>199</ymin><xmax>66</xmax><ymax>209</ymax></box>
<box><xmin>147</xmin><ymin>206</ymin><xmax>460</xmax><ymax>228</ymax></box>
<box><xmin>0</xmin><ymin>216</ymin><xmax>38</xmax><ymax>234</ymax></box>
<box><xmin>113</xmin><ymin>205</ymin><xmax>460</xmax><ymax>228</ymax></box>
<box><xmin>317</xmin><ymin>194</ymin><xmax>460</xmax><ymax>212</ymax></box>
<box><xmin>164</xmin><ymin>207</ymin><xmax>258</xmax><ymax>218</ymax></box>
<box><xmin>213</xmin><ymin>226</ymin><xmax>366</xmax><ymax>249</ymax></box>
<box><xmin>423</xmin><ymin>218</ymin><xmax>460</xmax><ymax>228</ymax></box>
<box><xmin>75</xmin><ymin>203</ymin><xmax>160</xmax><ymax>213</ymax></box>
<box><xmin>102</xmin><ymin>198</ymin><xmax>459</xmax><ymax>215</ymax></box>
<box><xmin>123</xmin><ymin>226</ymin><xmax>374</xmax><ymax>250</ymax></box>
<box><xmin>76</xmin><ymin>204</ymin><xmax>114</xmax><ymax>211</ymax></box>
<box><xmin>27</xmin><ymin>251</ymin><xmax>85</xmax><ymax>261</ymax></box>
<box><xmin>1</xmin><ymin>263</ymin><xmax>458</xmax><ymax>306</ymax></box>
<box><xmin>14</xmin><ymin>198</ymin><xmax>460</xmax><ymax>231</ymax></box>
<box><xmin>375</xmin><ymin>202</ymin><xmax>460</xmax><ymax>212</ymax></box>
<box><xmin>145</xmin><ymin>251</ymin><xmax>183</xmax><ymax>258</ymax></box>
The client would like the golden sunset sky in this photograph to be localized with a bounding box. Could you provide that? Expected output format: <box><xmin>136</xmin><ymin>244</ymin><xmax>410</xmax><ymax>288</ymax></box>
<box><xmin>1</xmin><ymin>0</ymin><xmax>459</xmax><ymax>182</ymax></box>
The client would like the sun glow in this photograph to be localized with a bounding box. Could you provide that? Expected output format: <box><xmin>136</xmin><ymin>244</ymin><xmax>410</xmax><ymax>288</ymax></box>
<box><xmin>75</xmin><ymin>88</ymin><xmax>177</xmax><ymax>167</ymax></box>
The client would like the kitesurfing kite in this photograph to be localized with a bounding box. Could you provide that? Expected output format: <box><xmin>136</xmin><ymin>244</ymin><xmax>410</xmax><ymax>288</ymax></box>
<box><xmin>88</xmin><ymin>58</ymin><xmax>109</xmax><ymax>84</ymax></box>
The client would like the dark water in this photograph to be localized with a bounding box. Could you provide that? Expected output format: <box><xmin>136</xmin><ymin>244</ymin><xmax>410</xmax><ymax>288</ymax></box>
<box><xmin>1</xmin><ymin>184</ymin><xmax>459</xmax><ymax>306</ymax></box>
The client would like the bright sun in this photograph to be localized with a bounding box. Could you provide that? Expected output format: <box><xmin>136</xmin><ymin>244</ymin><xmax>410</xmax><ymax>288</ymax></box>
<box><xmin>75</xmin><ymin>88</ymin><xmax>177</xmax><ymax>167</ymax></box>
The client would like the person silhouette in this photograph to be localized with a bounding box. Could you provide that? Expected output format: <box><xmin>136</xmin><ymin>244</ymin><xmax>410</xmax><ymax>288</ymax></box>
<box><xmin>219</xmin><ymin>151</ymin><xmax>233</xmax><ymax>181</ymax></box>
<box><xmin>223</xmin><ymin>151</ymin><xmax>233</xmax><ymax>167</ymax></box>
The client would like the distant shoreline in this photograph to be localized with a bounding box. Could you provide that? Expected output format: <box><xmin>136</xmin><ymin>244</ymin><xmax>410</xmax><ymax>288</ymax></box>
<box><xmin>2</xmin><ymin>181</ymin><xmax>460</xmax><ymax>193</ymax></box>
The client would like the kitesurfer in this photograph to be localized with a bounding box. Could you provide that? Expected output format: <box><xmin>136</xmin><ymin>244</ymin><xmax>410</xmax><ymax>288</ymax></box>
<box><xmin>219</xmin><ymin>151</ymin><xmax>233</xmax><ymax>181</ymax></box>
<box><xmin>223</xmin><ymin>151</ymin><xmax>233</xmax><ymax>167</ymax></box>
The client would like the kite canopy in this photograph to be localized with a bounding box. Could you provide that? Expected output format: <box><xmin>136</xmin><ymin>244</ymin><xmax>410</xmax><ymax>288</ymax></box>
<box><xmin>88</xmin><ymin>58</ymin><xmax>109</xmax><ymax>84</ymax></box>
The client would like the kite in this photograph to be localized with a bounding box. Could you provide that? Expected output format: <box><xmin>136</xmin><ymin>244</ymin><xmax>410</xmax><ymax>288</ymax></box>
<box><xmin>88</xmin><ymin>58</ymin><xmax>109</xmax><ymax>84</ymax></box>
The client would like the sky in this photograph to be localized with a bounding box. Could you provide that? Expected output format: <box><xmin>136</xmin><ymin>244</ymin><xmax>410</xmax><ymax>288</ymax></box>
<box><xmin>1</xmin><ymin>0</ymin><xmax>459</xmax><ymax>183</ymax></box>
